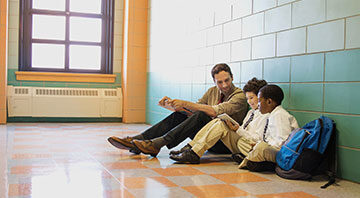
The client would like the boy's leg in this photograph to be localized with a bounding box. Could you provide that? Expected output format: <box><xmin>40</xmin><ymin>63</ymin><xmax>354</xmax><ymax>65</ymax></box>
<box><xmin>189</xmin><ymin>119</ymin><xmax>241</xmax><ymax>157</ymax></box>
<box><xmin>239</xmin><ymin>141</ymin><xmax>279</xmax><ymax>170</ymax></box>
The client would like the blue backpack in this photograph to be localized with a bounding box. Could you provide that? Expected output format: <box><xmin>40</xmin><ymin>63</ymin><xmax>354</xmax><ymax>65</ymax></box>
<box><xmin>275</xmin><ymin>116</ymin><xmax>336</xmax><ymax>188</ymax></box>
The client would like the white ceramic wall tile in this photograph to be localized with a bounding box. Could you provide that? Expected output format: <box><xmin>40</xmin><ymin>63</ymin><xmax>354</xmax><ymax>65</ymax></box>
<box><xmin>277</xmin><ymin>28</ymin><xmax>306</xmax><ymax>56</ymax></box>
<box><xmin>242</xmin><ymin>12</ymin><xmax>264</xmax><ymax>38</ymax></box>
<box><xmin>215</xmin><ymin>3</ymin><xmax>232</xmax><ymax>25</ymax></box>
<box><xmin>8</xmin><ymin>14</ymin><xmax>19</xmax><ymax>29</ymax></box>
<box><xmin>196</xmin><ymin>30</ymin><xmax>207</xmax><ymax>48</ymax></box>
<box><xmin>233</xmin><ymin>0</ymin><xmax>252</xmax><ymax>19</ymax></box>
<box><xmin>265</xmin><ymin>4</ymin><xmax>291</xmax><ymax>33</ymax></box>
<box><xmin>114</xmin><ymin>8</ymin><xmax>122</xmax><ymax>23</ymax></box>
<box><xmin>8</xmin><ymin>41</ymin><xmax>17</xmax><ymax>56</ymax></box>
<box><xmin>346</xmin><ymin>16</ymin><xmax>360</xmax><ymax>49</ymax></box>
<box><xmin>8</xmin><ymin>55</ymin><xmax>18</xmax><ymax>68</ymax></box>
<box><xmin>192</xmin><ymin>66</ymin><xmax>207</xmax><ymax>83</ymax></box>
<box><xmin>214</xmin><ymin>43</ymin><xmax>231</xmax><ymax>63</ymax></box>
<box><xmin>200</xmin><ymin>12</ymin><xmax>214</xmax><ymax>29</ymax></box>
<box><xmin>8</xmin><ymin>29</ymin><xmax>18</xmax><ymax>42</ymax></box>
<box><xmin>327</xmin><ymin>0</ymin><xmax>360</xmax><ymax>20</ymax></box>
<box><xmin>241</xmin><ymin>60</ymin><xmax>263</xmax><ymax>82</ymax></box>
<box><xmin>115</xmin><ymin>0</ymin><xmax>123</xmax><ymax>9</ymax></box>
<box><xmin>113</xmin><ymin>60</ymin><xmax>122</xmax><ymax>73</ymax></box>
<box><xmin>206</xmin><ymin>65</ymin><xmax>214</xmax><ymax>84</ymax></box>
<box><xmin>224</xmin><ymin>19</ymin><xmax>242</xmax><ymax>42</ymax></box>
<box><xmin>231</xmin><ymin>39</ymin><xmax>251</xmax><ymax>61</ymax></box>
<box><xmin>229</xmin><ymin>62</ymin><xmax>241</xmax><ymax>83</ymax></box>
<box><xmin>199</xmin><ymin>47</ymin><xmax>214</xmax><ymax>65</ymax></box>
<box><xmin>292</xmin><ymin>0</ymin><xmax>325</xmax><ymax>28</ymax></box>
<box><xmin>114</xmin><ymin>22</ymin><xmax>123</xmax><ymax>35</ymax></box>
<box><xmin>253</xmin><ymin>0</ymin><xmax>277</xmax><ymax>13</ymax></box>
<box><xmin>9</xmin><ymin>0</ymin><xmax>19</xmax><ymax>16</ymax></box>
<box><xmin>307</xmin><ymin>20</ymin><xmax>345</xmax><ymax>53</ymax></box>
<box><xmin>278</xmin><ymin>0</ymin><xmax>296</xmax><ymax>6</ymax></box>
<box><xmin>252</xmin><ymin>34</ymin><xmax>276</xmax><ymax>59</ymax></box>
<box><xmin>207</xmin><ymin>25</ymin><xmax>223</xmax><ymax>46</ymax></box>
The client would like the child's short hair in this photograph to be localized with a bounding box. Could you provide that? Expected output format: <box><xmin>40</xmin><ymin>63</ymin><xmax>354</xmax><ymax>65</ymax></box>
<box><xmin>259</xmin><ymin>85</ymin><xmax>284</xmax><ymax>106</ymax></box>
<box><xmin>243</xmin><ymin>77</ymin><xmax>268</xmax><ymax>95</ymax></box>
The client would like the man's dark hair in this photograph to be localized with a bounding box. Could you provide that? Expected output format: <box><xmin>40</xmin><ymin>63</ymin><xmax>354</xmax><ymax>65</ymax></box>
<box><xmin>243</xmin><ymin>77</ymin><xmax>268</xmax><ymax>95</ymax></box>
<box><xmin>211</xmin><ymin>63</ymin><xmax>233</xmax><ymax>79</ymax></box>
<box><xmin>259</xmin><ymin>84</ymin><xmax>284</xmax><ymax>106</ymax></box>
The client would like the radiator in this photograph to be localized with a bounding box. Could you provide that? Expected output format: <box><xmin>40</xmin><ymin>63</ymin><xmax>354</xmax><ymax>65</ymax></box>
<box><xmin>7</xmin><ymin>86</ymin><xmax>122</xmax><ymax>118</ymax></box>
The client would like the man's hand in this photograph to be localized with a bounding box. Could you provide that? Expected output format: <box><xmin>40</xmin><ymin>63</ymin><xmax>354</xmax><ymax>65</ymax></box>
<box><xmin>168</xmin><ymin>99</ymin><xmax>188</xmax><ymax>111</ymax></box>
<box><xmin>224</xmin><ymin>119</ymin><xmax>239</xmax><ymax>131</ymax></box>
<box><xmin>158</xmin><ymin>96</ymin><xmax>171</xmax><ymax>106</ymax></box>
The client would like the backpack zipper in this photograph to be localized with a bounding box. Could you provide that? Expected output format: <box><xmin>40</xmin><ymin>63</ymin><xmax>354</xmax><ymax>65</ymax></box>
<box><xmin>295</xmin><ymin>130</ymin><xmax>310</xmax><ymax>152</ymax></box>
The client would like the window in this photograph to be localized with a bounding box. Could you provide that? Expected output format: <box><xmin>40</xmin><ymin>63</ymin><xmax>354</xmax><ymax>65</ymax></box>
<box><xmin>19</xmin><ymin>0</ymin><xmax>114</xmax><ymax>74</ymax></box>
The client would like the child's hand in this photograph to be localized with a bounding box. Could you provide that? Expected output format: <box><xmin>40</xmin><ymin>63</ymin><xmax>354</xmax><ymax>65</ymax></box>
<box><xmin>224</xmin><ymin>120</ymin><xmax>239</xmax><ymax>131</ymax></box>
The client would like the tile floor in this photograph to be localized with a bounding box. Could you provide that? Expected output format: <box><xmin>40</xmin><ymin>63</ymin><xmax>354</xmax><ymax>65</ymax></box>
<box><xmin>2</xmin><ymin>123</ymin><xmax>360</xmax><ymax>198</ymax></box>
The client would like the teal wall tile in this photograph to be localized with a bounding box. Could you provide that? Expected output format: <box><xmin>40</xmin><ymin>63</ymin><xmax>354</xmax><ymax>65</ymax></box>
<box><xmin>44</xmin><ymin>82</ymin><xmax>68</xmax><ymax>87</ymax></box>
<box><xmin>66</xmin><ymin>83</ymin><xmax>91</xmax><ymax>88</ymax></box>
<box><xmin>289</xmin><ymin>111</ymin><xmax>322</xmax><ymax>128</ymax></box>
<box><xmin>115</xmin><ymin>72</ymin><xmax>122</xmax><ymax>84</ymax></box>
<box><xmin>241</xmin><ymin>60</ymin><xmax>263</xmax><ymax>83</ymax></box>
<box><xmin>229</xmin><ymin>62</ymin><xmax>241</xmax><ymax>84</ymax></box>
<box><xmin>324</xmin><ymin>83</ymin><xmax>360</xmax><ymax>114</ymax></box>
<box><xmin>8</xmin><ymin>81</ymin><xmax>21</xmax><ymax>86</ymax></box>
<box><xmin>325</xmin><ymin>114</ymin><xmax>360</xmax><ymax>149</ymax></box>
<box><xmin>264</xmin><ymin>57</ymin><xmax>290</xmax><ymax>83</ymax></box>
<box><xmin>337</xmin><ymin>147</ymin><xmax>360</xmax><ymax>183</ymax></box>
<box><xmin>7</xmin><ymin>69</ymin><xmax>17</xmax><ymax>82</ymax></box>
<box><xmin>21</xmin><ymin>81</ymin><xmax>44</xmax><ymax>87</ymax></box>
<box><xmin>325</xmin><ymin>49</ymin><xmax>360</xmax><ymax>81</ymax></box>
<box><xmin>291</xmin><ymin>53</ymin><xmax>324</xmax><ymax>82</ymax></box>
<box><xmin>289</xmin><ymin>83</ymin><xmax>323</xmax><ymax>111</ymax></box>
<box><xmin>276</xmin><ymin>83</ymin><xmax>289</xmax><ymax>109</ymax></box>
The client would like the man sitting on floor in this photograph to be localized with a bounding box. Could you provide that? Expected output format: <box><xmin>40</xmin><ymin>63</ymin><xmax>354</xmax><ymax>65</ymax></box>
<box><xmin>107</xmin><ymin>63</ymin><xmax>248</xmax><ymax>157</ymax></box>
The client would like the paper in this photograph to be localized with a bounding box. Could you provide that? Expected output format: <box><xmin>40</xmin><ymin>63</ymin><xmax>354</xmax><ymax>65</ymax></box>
<box><xmin>217</xmin><ymin>113</ymin><xmax>239</xmax><ymax>126</ymax></box>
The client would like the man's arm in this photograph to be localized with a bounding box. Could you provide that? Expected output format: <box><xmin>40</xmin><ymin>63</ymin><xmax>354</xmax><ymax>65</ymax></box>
<box><xmin>168</xmin><ymin>99</ymin><xmax>217</xmax><ymax>117</ymax></box>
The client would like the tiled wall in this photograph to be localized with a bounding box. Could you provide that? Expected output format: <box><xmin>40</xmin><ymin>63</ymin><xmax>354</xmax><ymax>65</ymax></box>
<box><xmin>6</xmin><ymin>0</ymin><xmax>124</xmax><ymax>89</ymax></box>
<box><xmin>146</xmin><ymin>0</ymin><xmax>360</xmax><ymax>182</ymax></box>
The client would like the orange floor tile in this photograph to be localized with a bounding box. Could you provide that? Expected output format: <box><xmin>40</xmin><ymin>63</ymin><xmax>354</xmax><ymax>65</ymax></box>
<box><xmin>1</xmin><ymin>123</ymin><xmax>360</xmax><ymax>198</ymax></box>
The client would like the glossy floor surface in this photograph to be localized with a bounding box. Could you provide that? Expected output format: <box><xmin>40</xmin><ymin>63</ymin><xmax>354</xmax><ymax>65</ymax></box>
<box><xmin>2</xmin><ymin>123</ymin><xmax>360</xmax><ymax>198</ymax></box>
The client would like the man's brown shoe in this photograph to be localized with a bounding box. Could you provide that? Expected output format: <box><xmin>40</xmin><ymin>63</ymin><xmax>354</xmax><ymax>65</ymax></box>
<box><xmin>132</xmin><ymin>140</ymin><xmax>160</xmax><ymax>157</ymax></box>
<box><xmin>108</xmin><ymin>136</ymin><xmax>135</xmax><ymax>150</ymax></box>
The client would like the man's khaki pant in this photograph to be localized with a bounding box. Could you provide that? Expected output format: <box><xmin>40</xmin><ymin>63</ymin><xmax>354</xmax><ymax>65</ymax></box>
<box><xmin>188</xmin><ymin>118</ymin><xmax>255</xmax><ymax>157</ymax></box>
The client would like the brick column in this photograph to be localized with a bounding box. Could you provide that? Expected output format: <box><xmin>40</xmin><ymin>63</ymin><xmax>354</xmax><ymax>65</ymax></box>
<box><xmin>0</xmin><ymin>0</ymin><xmax>8</xmax><ymax>124</ymax></box>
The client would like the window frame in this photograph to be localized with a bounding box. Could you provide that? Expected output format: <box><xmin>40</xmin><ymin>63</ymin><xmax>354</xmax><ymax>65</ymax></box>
<box><xmin>19</xmin><ymin>0</ymin><xmax>114</xmax><ymax>74</ymax></box>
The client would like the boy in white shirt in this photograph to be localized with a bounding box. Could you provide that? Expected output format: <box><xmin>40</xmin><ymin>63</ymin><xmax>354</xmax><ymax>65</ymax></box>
<box><xmin>239</xmin><ymin>84</ymin><xmax>299</xmax><ymax>172</ymax></box>
<box><xmin>170</xmin><ymin>78</ymin><xmax>268</xmax><ymax>164</ymax></box>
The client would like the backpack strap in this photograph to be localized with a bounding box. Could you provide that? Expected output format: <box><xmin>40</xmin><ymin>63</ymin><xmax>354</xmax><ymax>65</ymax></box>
<box><xmin>320</xmin><ymin>119</ymin><xmax>337</xmax><ymax>189</ymax></box>
<box><xmin>316</xmin><ymin>118</ymin><xmax>324</xmax><ymax>152</ymax></box>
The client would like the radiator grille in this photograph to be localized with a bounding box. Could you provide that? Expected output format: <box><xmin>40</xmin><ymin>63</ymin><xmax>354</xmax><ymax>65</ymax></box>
<box><xmin>104</xmin><ymin>90</ymin><xmax>117</xmax><ymax>96</ymax></box>
<box><xmin>14</xmin><ymin>88</ymin><xmax>29</xmax><ymax>95</ymax></box>
<box><xmin>35</xmin><ymin>88</ymin><xmax>99</xmax><ymax>97</ymax></box>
